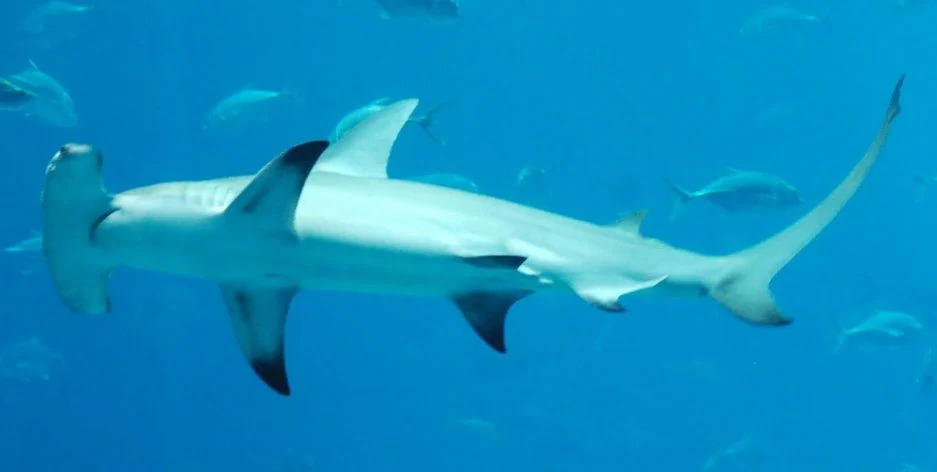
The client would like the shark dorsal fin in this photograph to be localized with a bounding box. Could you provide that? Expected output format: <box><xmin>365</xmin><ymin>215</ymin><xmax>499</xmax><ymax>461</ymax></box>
<box><xmin>225</xmin><ymin>140</ymin><xmax>329</xmax><ymax>225</ymax></box>
<box><xmin>607</xmin><ymin>209</ymin><xmax>648</xmax><ymax>235</ymax></box>
<box><xmin>313</xmin><ymin>98</ymin><xmax>418</xmax><ymax>179</ymax></box>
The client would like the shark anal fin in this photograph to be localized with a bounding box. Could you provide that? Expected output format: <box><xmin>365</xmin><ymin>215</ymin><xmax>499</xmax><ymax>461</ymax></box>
<box><xmin>225</xmin><ymin>140</ymin><xmax>329</xmax><ymax>223</ymax></box>
<box><xmin>462</xmin><ymin>255</ymin><xmax>528</xmax><ymax>269</ymax></box>
<box><xmin>221</xmin><ymin>285</ymin><xmax>297</xmax><ymax>396</ymax></box>
<box><xmin>452</xmin><ymin>290</ymin><xmax>532</xmax><ymax>353</ymax></box>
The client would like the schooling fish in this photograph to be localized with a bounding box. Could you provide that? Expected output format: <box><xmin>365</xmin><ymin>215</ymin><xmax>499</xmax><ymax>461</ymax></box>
<box><xmin>739</xmin><ymin>4</ymin><xmax>825</xmax><ymax>35</ymax></box>
<box><xmin>204</xmin><ymin>87</ymin><xmax>297</xmax><ymax>131</ymax></box>
<box><xmin>331</xmin><ymin>97</ymin><xmax>445</xmax><ymax>145</ymax></box>
<box><xmin>0</xmin><ymin>78</ymin><xmax>38</xmax><ymax>110</ymax></box>
<box><xmin>374</xmin><ymin>0</ymin><xmax>460</xmax><ymax>19</ymax></box>
<box><xmin>38</xmin><ymin>77</ymin><xmax>903</xmax><ymax>396</ymax></box>
<box><xmin>4</xmin><ymin>61</ymin><xmax>78</xmax><ymax>127</ymax></box>
<box><xmin>666</xmin><ymin>168</ymin><xmax>803</xmax><ymax>221</ymax></box>
<box><xmin>834</xmin><ymin>309</ymin><xmax>925</xmax><ymax>354</ymax></box>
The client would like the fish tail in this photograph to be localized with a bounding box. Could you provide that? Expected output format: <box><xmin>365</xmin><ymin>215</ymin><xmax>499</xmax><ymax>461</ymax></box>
<box><xmin>664</xmin><ymin>179</ymin><xmax>693</xmax><ymax>222</ymax></box>
<box><xmin>703</xmin><ymin>76</ymin><xmax>903</xmax><ymax>327</ymax></box>
<box><xmin>280</xmin><ymin>88</ymin><xmax>305</xmax><ymax>105</ymax></box>
<box><xmin>411</xmin><ymin>102</ymin><xmax>446</xmax><ymax>146</ymax></box>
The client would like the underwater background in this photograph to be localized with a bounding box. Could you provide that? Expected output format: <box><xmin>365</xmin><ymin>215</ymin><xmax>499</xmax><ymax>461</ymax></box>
<box><xmin>2</xmin><ymin>0</ymin><xmax>937</xmax><ymax>470</ymax></box>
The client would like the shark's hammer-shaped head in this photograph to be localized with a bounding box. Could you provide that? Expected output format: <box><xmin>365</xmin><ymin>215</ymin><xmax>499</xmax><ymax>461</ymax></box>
<box><xmin>43</xmin><ymin>144</ymin><xmax>106</xmax><ymax>202</ymax></box>
<box><xmin>41</xmin><ymin>143</ymin><xmax>115</xmax><ymax>315</ymax></box>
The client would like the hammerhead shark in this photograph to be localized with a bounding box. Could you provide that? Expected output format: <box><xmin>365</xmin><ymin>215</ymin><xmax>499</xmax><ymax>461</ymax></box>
<box><xmin>40</xmin><ymin>77</ymin><xmax>904</xmax><ymax>396</ymax></box>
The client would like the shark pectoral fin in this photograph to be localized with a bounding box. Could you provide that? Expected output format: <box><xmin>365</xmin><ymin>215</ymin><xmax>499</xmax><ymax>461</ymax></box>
<box><xmin>313</xmin><ymin>99</ymin><xmax>418</xmax><ymax>179</ymax></box>
<box><xmin>452</xmin><ymin>290</ymin><xmax>533</xmax><ymax>353</ymax></box>
<box><xmin>462</xmin><ymin>255</ymin><xmax>528</xmax><ymax>269</ymax></box>
<box><xmin>221</xmin><ymin>285</ymin><xmax>297</xmax><ymax>396</ymax></box>
<box><xmin>573</xmin><ymin>276</ymin><xmax>667</xmax><ymax>312</ymax></box>
<box><xmin>225</xmin><ymin>140</ymin><xmax>329</xmax><ymax>225</ymax></box>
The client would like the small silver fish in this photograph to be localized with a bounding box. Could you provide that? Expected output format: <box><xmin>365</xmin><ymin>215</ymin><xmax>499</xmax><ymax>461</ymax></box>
<box><xmin>374</xmin><ymin>0</ymin><xmax>460</xmax><ymax>19</ymax></box>
<box><xmin>204</xmin><ymin>87</ymin><xmax>297</xmax><ymax>131</ymax></box>
<box><xmin>5</xmin><ymin>232</ymin><xmax>43</xmax><ymax>253</ymax></box>
<box><xmin>666</xmin><ymin>167</ymin><xmax>802</xmax><ymax>221</ymax></box>
<box><xmin>0</xmin><ymin>78</ymin><xmax>37</xmax><ymax>110</ymax></box>
<box><xmin>4</xmin><ymin>60</ymin><xmax>78</xmax><ymax>127</ymax></box>
<box><xmin>330</xmin><ymin>97</ymin><xmax>445</xmax><ymax>145</ymax></box>
<box><xmin>834</xmin><ymin>309</ymin><xmax>925</xmax><ymax>354</ymax></box>
<box><xmin>19</xmin><ymin>1</ymin><xmax>93</xmax><ymax>35</ymax></box>
<box><xmin>739</xmin><ymin>4</ymin><xmax>824</xmax><ymax>35</ymax></box>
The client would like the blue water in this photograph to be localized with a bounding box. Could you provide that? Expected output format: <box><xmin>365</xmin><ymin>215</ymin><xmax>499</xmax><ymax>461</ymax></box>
<box><xmin>2</xmin><ymin>1</ymin><xmax>937</xmax><ymax>470</ymax></box>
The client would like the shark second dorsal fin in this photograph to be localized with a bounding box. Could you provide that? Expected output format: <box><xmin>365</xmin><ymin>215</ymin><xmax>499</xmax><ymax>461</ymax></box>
<box><xmin>607</xmin><ymin>209</ymin><xmax>649</xmax><ymax>235</ymax></box>
<box><xmin>225</xmin><ymin>140</ymin><xmax>329</xmax><ymax>225</ymax></box>
<box><xmin>313</xmin><ymin>99</ymin><xmax>418</xmax><ymax>179</ymax></box>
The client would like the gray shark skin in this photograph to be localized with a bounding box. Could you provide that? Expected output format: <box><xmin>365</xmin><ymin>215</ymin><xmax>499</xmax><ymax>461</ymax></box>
<box><xmin>40</xmin><ymin>77</ymin><xmax>904</xmax><ymax>396</ymax></box>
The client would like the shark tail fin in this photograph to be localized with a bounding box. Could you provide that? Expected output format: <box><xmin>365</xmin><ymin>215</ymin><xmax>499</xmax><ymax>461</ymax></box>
<box><xmin>707</xmin><ymin>75</ymin><xmax>904</xmax><ymax>326</ymax></box>
<box><xmin>664</xmin><ymin>179</ymin><xmax>693</xmax><ymax>222</ymax></box>
<box><xmin>40</xmin><ymin>144</ymin><xmax>116</xmax><ymax>315</ymax></box>
<box><xmin>411</xmin><ymin>103</ymin><xmax>446</xmax><ymax>146</ymax></box>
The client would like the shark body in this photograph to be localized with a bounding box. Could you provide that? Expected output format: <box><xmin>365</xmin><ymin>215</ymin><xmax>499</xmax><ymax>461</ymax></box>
<box><xmin>40</xmin><ymin>78</ymin><xmax>904</xmax><ymax>396</ymax></box>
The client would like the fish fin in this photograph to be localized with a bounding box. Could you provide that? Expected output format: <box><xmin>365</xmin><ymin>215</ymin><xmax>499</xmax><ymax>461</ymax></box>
<box><xmin>28</xmin><ymin>59</ymin><xmax>40</xmax><ymax>70</ymax></box>
<box><xmin>573</xmin><ymin>276</ymin><xmax>667</xmax><ymax>312</ymax></box>
<box><xmin>280</xmin><ymin>88</ymin><xmax>305</xmax><ymax>105</ymax></box>
<box><xmin>452</xmin><ymin>290</ymin><xmax>532</xmax><ymax>352</ymax></box>
<box><xmin>664</xmin><ymin>179</ymin><xmax>693</xmax><ymax>222</ymax></box>
<box><xmin>224</xmin><ymin>140</ymin><xmax>328</xmax><ymax>226</ymax></box>
<box><xmin>410</xmin><ymin>102</ymin><xmax>447</xmax><ymax>146</ymax></box>
<box><xmin>709</xmin><ymin>75</ymin><xmax>904</xmax><ymax>326</ymax></box>
<box><xmin>462</xmin><ymin>255</ymin><xmax>528</xmax><ymax>269</ymax></box>
<box><xmin>313</xmin><ymin>99</ymin><xmax>417</xmax><ymax>179</ymax></box>
<box><xmin>221</xmin><ymin>285</ymin><xmax>297</xmax><ymax>396</ymax></box>
<box><xmin>607</xmin><ymin>209</ymin><xmax>649</xmax><ymax>235</ymax></box>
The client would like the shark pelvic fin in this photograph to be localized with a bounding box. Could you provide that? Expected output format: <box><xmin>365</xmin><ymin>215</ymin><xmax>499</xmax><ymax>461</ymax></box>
<box><xmin>221</xmin><ymin>285</ymin><xmax>297</xmax><ymax>396</ymax></box>
<box><xmin>314</xmin><ymin>99</ymin><xmax>418</xmax><ymax>179</ymax></box>
<box><xmin>452</xmin><ymin>290</ymin><xmax>533</xmax><ymax>353</ymax></box>
<box><xmin>573</xmin><ymin>276</ymin><xmax>668</xmax><ymax>312</ymax></box>
<box><xmin>710</xmin><ymin>75</ymin><xmax>905</xmax><ymax>326</ymax></box>
<box><xmin>225</xmin><ymin>140</ymin><xmax>329</xmax><ymax>225</ymax></box>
